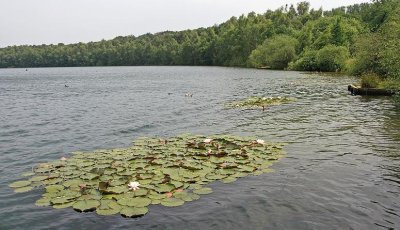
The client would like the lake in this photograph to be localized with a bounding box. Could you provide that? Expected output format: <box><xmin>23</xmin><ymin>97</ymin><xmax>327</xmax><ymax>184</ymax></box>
<box><xmin>0</xmin><ymin>66</ymin><xmax>399</xmax><ymax>229</ymax></box>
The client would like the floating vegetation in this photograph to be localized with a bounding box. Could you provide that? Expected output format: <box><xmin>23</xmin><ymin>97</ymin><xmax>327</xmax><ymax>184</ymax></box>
<box><xmin>226</xmin><ymin>96</ymin><xmax>294</xmax><ymax>109</ymax></box>
<box><xmin>9</xmin><ymin>134</ymin><xmax>284</xmax><ymax>218</ymax></box>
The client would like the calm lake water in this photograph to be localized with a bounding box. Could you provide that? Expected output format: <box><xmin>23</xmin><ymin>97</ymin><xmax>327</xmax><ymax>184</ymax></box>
<box><xmin>0</xmin><ymin>66</ymin><xmax>399</xmax><ymax>230</ymax></box>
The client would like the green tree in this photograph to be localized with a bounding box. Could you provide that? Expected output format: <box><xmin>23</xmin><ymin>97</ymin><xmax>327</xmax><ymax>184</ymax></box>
<box><xmin>248</xmin><ymin>35</ymin><xmax>299</xmax><ymax>69</ymax></box>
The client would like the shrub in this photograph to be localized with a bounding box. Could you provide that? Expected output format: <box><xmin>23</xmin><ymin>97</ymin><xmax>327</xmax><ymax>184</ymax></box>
<box><xmin>288</xmin><ymin>49</ymin><xmax>319</xmax><ymax>71</ymax></box>
<box><xmin>379</xmin><ymin>78</ymin><xmax>400</xmax><ymax>90</ymax></box>
<box><xmin>248</xmin><ymin>35</ymin><xmax>299</xmax><ymax>69</ymax></box>
<box><xmin>289</xmin><ymin>45</ymin><xmax>349</xmax><ymax>72</ymax></box>
<box><xmin>361</xmin><ymin>73</ymin><xmax>381</xmax><ymax>88</ymax></box>
<box><xmin>316</xmin><ymin>45</ymin><xmax>349</xmax><ymax>72</ymax></box>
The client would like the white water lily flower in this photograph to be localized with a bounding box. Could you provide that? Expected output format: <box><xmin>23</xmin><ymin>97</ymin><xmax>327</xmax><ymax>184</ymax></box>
<box><xmin>60</xmin><ymin>157</ymin><xmax>67</xmax><ymax>161</ymax></box>
<box><xmin>256</xmin><ymin>139</ymin><xmax>265</xmax><ymax>145</ymax></box>
<box><xmin>128</xmin><ymin>181</ymin><xmax>140</xmax><ymax>191</ymax></box>
<box><xmin>204</xmin><ymin>138</ymin><xmax>213</xmax><ymax>144</ymax></box>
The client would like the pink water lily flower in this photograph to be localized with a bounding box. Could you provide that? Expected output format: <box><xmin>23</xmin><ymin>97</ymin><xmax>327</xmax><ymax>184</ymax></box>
<box><xmin>204</xmin><ymin>138</ymin><xmax>213</xmax><ymax>144</ymax></box>
<box><xmin>60</xmin><ymin>157</ymin><xmax>67</xmax><ymax>161</ymax></box>
<box><xmin>128</xmin><ymin>181</ymin><xmax>140</xmax><ymax>191</ymax></box>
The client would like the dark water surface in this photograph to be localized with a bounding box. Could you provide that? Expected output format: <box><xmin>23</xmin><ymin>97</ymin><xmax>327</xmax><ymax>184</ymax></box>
<box><xmin>0</xmin><ymin>66</ymin><xmax>399</xmax><ymax>230</ymax></box>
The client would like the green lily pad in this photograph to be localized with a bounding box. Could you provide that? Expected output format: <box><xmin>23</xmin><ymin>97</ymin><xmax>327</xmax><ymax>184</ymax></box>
<box><xmin>154</xmin><ymin>184</ymin><xmax>175</xmax><ymax>193</ymax></box>
<box><xmin>51</xmin><ymin>197</ymin><xmax>72</xmax><ymax>205</ymax></box>
<box><xmin>35</xmin><ymin>167</ymin><xmax>52</xmax><ymax>173</ymax></box>
<box><xmin>99</xmin><ymin>199</ymin><xmax>112</xmax><ymax>209</ymax></box>
<box><xmin>73</xmin><ymin>200</ymin><xmax>100</xmax><ymax>212</ymax></box>
<box><xmin>117</xmin><ymin>197</ymin><xmax>151</xmax><ymax>207</ymax></box>
<box><xmin>170</xmin><ymin>180</ymin><xmax>184</xmax><ymax>188</ymax></box>
<box><xmin>97</xmin><ymin>208</ymin><xmax>120</xmax><ymax>216</ymax></box>
<box><xmin>262</xmin><ymin>168</ymin><xmax>274</xmax><ymax>173</ymax></box>
<box><xmin>193</xmin><ymin>187</ymin><xmax>213</xmax><ymax>195</ymax></box>
<box><xmin>252</xmin><ymin>170</ymin><xmax>263</xmax><ymax>176</ymax></box>
<box><xmin>226</xmin><ymin>96</ymin><xmax>294</xmax><ymax>109</ymax></box>
<box><xmin>105</xmin><ymin>185</ymin><xmax>128</xmax><ymax>194</ymax></box>
<box><xmin>9</xmin><ymin>180</ymin><xmax>31</xmax><ymax>188</ymax></box>
<box><xmin>221</xmin><ymin>177</ymin><xmax>237</xmax><ymax>184</ymax></box>
<box><xmin>160</xmin><ymin>198</ymin><xmax>185</xmax><ymax>207</ymax></box>
<box><xmin>151</xmin><ymin>199</ymin><xmax>161</xmax><ymax>205</ymax></box>
<box><xmin>35</xmin><ymin>197</ymin><xmax>51</xmax><ymax>207</ymax></box>
<box><xmin>206</xmin><ymin>174</ymin><xmax>226</xmax><ymax>180</ymax></box>
<box><xmin>148</xmin><ymin>193</ymin><xmax>167</xmax><ymax>201</ymax></box>
<box><xmin>14</xmin><ymin>186</ymin><xmax>33</xmax><ymax>193</ymax></box>
<box><xmin>173</xmin><ymin>191</ymin><xmax>200</xmax><ymax>202</ymax></box>
<box><xmin>21</xmin><ymin>172</ymin><xmax>35</xmax><ymax>177</ymax></box>
<box><xmin>120</xmin><ymin>207</ymin><xmax>148</xmax><ymax>218</ymax></box>
<box><xmin>8</xmin><ymin>134</ymin><xmax>285</xmax><ymax>217</ymax></box>
<box><xmin>134</xmin><ymin>188</ymin><xmax>148</xmax><ymax>196</ymax></box>
<box><xmin>53</xmin><ymin>202</ymin><xmax>75</xmax><ymax>209</ymax></box>
<box><xmin>107</xmin><ymin>201</ymin><xmax>121</xmax><ymax>210</ymax></box>
<box><xmin>232</xmin><ymin>172</ymin><xmax>248</xmax><ymax>178</ymax></box>
<box><xmin>238</xmin><ymin>165</ymin><xmax>255</xmax><ymax>172</ymax></box>
<box><xmin>45</xmin><ymin>185</ymin><xmax>64</xmax><ymax>193</ymax></box>
<box><xmin>188</xmin><ymin>184</ymin><xmax>203</xmax><ymax>190</ymax></box>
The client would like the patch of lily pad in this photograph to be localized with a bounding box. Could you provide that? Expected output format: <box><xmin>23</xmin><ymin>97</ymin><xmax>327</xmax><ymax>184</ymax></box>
<box><xmin>9</xmin><ymin>134</ymin><xmax>284</xmax><ymax>218</ymax></box>
<box><xmin>226</xmin><ymin>96</ymin><xmax>295</xmax><ymax>109</ymax></box>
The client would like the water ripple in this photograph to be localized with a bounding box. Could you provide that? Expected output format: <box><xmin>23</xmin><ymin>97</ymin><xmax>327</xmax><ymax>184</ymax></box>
<box><xmin>0</xmin><ymin>67</ymin><xmax>399</xmax><ymax>229</ymax></box>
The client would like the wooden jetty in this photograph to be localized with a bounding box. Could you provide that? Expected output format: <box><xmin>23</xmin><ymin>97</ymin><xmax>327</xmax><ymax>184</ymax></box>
<box><xmin>348</xmin><ymin>84</ymin><xmax>396</xmax><ymax>96</ymax></box>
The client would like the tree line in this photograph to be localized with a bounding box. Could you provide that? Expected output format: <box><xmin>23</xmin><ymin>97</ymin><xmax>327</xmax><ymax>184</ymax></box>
<box><xmin>0</xmin><ymin>0</ymin><xmax>399</xmax><ymax>82</ymax></box>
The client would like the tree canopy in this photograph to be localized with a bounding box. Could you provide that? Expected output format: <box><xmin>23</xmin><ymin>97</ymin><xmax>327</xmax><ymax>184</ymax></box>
<box><xmin>0</xmin><ymin>0</ymin><xmax>399</xmax><ymax>81</ymax></box>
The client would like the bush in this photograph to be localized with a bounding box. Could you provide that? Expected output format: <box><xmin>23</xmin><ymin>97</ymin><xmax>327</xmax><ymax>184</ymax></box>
<box><xmin>289</xmin><ymin>45</ymin><xmax>349</xmax><ymax>72</ymax></box>
<box><xmin>379</xmin><ymin>78</ymin><xmax>400</xmax><ymax>90</ymax></box>
<box><xmin>288</xmin><ymin>49</ymin><xmax>319</xmax><ymax>71</ymax></box>
<box><xmin>316</xmin><ymin>45</ymin><xmax>349</xmax><ymax>72</ymax></box>
<box><xmin>248</xmin><ymin>35</ymin><xmax>299</xmax><ymax>69</ymax></box>
<box><xmin>361</xmin><ymin>73</ymin><xmax>381</xmax><ymax>88</ymax></box>
<box><xmin>393</xmin><ymin>92</ymin><xmax>400</xmax><ymax>103</ymax></box>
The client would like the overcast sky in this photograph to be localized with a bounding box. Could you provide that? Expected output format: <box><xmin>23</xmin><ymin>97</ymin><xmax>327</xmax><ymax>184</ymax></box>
<box><xmin>0</xmin><ymin>0</ymin><xmax>369</xmax><ymax>47</ymax></box>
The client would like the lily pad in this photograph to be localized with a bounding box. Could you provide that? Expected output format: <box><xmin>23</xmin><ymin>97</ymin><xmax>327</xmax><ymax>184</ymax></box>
<box><xmin>35</xmin><ymin>197</ymin><xmax>51</xmax><ymax>207</ymax></box>
<box><xmin>118</xmin><ymin>197</ymin><xmax>151</xmax><ymax>207</ymax></box>
<box><xmin>160</xmin><ymin>198</ymin><xmax>185</xmax><ymax>207</ymax></box>
<box><xmin>120</xmin><ymin>207</ymin><xmax>148</xmax><ymax>218</ymax></box>
<box><xmin>9</xmin><ymin>180</ymin><xmax>31</xmax><ymax>188</ymax></box>
<box><xmin>188</xmin><ymin>184</ymin><xmax>203</xmax><ymax>190</ymax></box>
<box><xmin>97</xmin><ymin>208</ymin><xmax>120</xmax><ymax>216</ymax></box>
<box><xmin>193</xmin><ymin>187</ymin><xmax>213</xmax><ymax>195</ymax></box>
<box><xmin>45</xmin><ymin>185</ymin><xmax>64</xmax><ymax>193</ymax></box>
<box><xmin>8</xmin><ymin>134</ymin><xmax>285</xmax><ymax>217</ymax></box>
<box><xmin>63</xmin><ymin>179</ymin><xmax>84</xmax><ymax>187</ymax></box>
<box><xmin>226</xmin><ymin>96</ymin><xmax>294</xmax><ymax>109</ymax></box>
<box><xmin>53</xmin><ymin>202</ymin><xmax>75</xmax><ymax>209</ymax></box>
<box><xmin>105</xmin><ymin>185</ymin><xmax>128</xmax><ymax>194</ymax></box>
<box><xmin>51</xmin><ymin>197</ymin><xmax>72</xmax><ymax>205</ymax></box>
<box><xmin>14</xmin><ymin>186</ymin><xmax>33</xmax><ymax>193</ymax></box>
<box><xmin>73</xmin><ymin>200</ymin><xmax>100</xmax><ymax>212</ymax></box>
<box><xmin>154</xmin><ymin>184</ymin><xmax>175</xmax><ymax>193</ymax></box>
<box><xmin>173</xmin><ymin>191</ymin><xmax>200</xmax><ymax>202</ymax></box>
<box><xmin>221</xmin><ymin>177</ymin><xmax>237</xmax><ymax>184</ymax></box>
<box><xmin>21</xmin><ymin>172</ymin><xmax>35</xmax><ymax>177</ymax></box>
<box><xmin>134</xmin><ymin>188</ymin><xmax>148</xmax><ymax>197</ymax></box>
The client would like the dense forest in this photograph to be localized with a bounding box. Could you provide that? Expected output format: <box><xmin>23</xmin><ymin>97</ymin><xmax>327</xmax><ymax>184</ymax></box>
<box><xmin>0</xmin><ymin>0</ymin><xmax>399</xmax><ymax>89</ymax></box>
